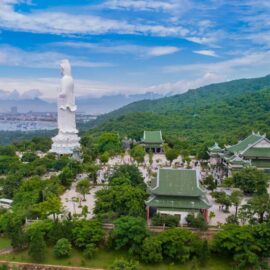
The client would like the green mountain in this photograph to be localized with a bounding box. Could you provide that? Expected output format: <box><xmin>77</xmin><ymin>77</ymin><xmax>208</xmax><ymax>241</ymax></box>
<box><xmin>88</xmin><ymin>75</ymin><xmax>270</xmax><ymax>154</ymax></box>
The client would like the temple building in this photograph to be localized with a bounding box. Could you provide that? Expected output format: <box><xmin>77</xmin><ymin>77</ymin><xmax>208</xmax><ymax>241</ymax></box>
<box><xmin>141</xmin><ymin>130</ymin><xmax>164</xmax><ymax>153</ymax></box>
<box><xmin>146</xmin><ymin>168</ymin><xmax>211</xmax><ymax>225</ymax></box>
<box><xmin>208</xmin><ymin>132</ymin><xmax>270</xmax><ymax>175</ymax></box>
<box><xmin>208</xmin><ymin>142</ymin><xmax>222</xmax><ymax>166</ymax></box>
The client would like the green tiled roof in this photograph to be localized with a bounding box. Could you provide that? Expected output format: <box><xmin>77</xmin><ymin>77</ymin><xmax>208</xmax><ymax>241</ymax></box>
<box><xmin>208</xmin><ymin>142</ymin><xmax>222</xmax><ymax>153</ymax></box>
<box><xmin>142</xmin><ymin>131</ymin><xmax>163</xmax><ymax>144</ymax></box>
<box><xmin>229</xmin><ymin>155</ymin><xmax>251</xmax><ymax>166</ymax></box>
<box><xmin>146</xmin><ymin>195</ymin><xmax>210</xmax><ymax>209</ymax></box>
<box><xmin>243</xmin><ymin>147</ymin><xmax>270</xmax><ymax>158</ymax></box>
<box><xmin>151</xmin><ymin>168</ymin><xmax>203</xmax><ymax>197</ymax></box>
<box><xmin>226</xmin><ymin>133</ymin><xmax>263</xmax><ymax>154</ymax></box>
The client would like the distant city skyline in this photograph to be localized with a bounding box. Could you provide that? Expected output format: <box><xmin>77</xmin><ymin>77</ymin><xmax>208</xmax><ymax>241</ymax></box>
<box><xmin>0</xmin><ymin>0</ymin><xmax>270</xmax><ymax>99</ymax></box>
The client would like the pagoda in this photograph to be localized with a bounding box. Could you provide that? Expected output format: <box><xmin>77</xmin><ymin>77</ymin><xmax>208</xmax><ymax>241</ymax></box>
<box><xmin>141</xmin><ymin>130</ymin><xmax>164</xmax><ymax>153</ymax></box>
<box><xmin>146</xmin><ymin>168</ymin><xmax>211</xmax><ymax>225</ymax></box>
<box><xmin>208</xmin><ymin>132</ymin><xmax>270</xmax><ymax>175</ymax></box>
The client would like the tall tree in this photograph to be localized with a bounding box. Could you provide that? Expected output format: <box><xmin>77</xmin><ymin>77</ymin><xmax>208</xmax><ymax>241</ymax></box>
<box><xmin>230</xmin><ymin>190</ymin><xmax>243</xmax><ymax>218</ymax></box>
<box><xmin>130</xmin><ymin>145</ymin><xmax>145</xmax><ymax>164</ymax></box>
<box><xmin>28</xmin><ymin>229</ymin><xmax>46</xmax><ymax>262</ymax></box>
<box><xmin>165</xmin><ymin>148</ymin><xmax>179</xmax><ymax>165</ymax></box>
<box><xmin>76</xmin><ymin>179</ymin><xmax>90</xmax><ymax>201</ymax></box>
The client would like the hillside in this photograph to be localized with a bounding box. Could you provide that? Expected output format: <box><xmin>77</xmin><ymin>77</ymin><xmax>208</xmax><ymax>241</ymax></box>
<box><xmin>89</xmin><ymin>75</ymin><xmax>270</xmax><ymax>154</ymax></box>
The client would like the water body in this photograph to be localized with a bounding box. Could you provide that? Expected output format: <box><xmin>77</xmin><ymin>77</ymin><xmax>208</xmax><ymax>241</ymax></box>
<box><xmin>0</xmin><ymin>120</ymin><xmax>57</xmax><ymax>131</ymax></box>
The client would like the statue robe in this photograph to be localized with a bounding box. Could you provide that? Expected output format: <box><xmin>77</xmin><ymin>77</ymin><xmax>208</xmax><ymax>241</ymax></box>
<box><xmin>58</xmin><ymin>75</ymin><xmax>78</xmax><ymax>133</ymax></box>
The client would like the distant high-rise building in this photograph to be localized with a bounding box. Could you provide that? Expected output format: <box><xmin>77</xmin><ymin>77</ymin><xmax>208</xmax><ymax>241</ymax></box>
<box><xmin>10</xmin><ymin>106</ymin><xmax>18</xmax><ymax>114</ymax></box>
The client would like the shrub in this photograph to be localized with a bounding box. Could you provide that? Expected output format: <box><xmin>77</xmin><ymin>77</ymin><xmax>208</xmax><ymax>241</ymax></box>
<box><xmin>151</xmin><ymin>213</ymin><xmax>179</xmax><ymax>227</ymax></box>
<box><xmin>140</xmin><ymin>236</ymin><xmax>163</xmax><ymax>263</ymax></box>
<box><xmin>54</xmin><ymin>238</ymin><xmax>72</xmax><ymax>258</ymax></box>
<box><xmin>83</xmin><ymin>243</ymin><xmax>97</xmax><ymax>259</ymax></box>
<box><xmin>157</xmin><ymin>228</ymin><xmax>202</xmax><ymax>263</ymax></box>
<box><xmin>110</xmin><ymin>258</ymin><xmax>138</xmax><ymax>270</ymax></box>
<box><xmin>186</xmin><ymin>213</ymin><xmax>208</xmax><ymax>230</ymax></box>
<box><xmin>28</xmin><ymin>229</ymin><xmax>46</xmax><ymax>262</ymax></box>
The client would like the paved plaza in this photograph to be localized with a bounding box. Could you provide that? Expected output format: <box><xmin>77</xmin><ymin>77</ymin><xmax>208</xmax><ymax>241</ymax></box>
<box><xmin>61</xmin><ymin>152</ymin><xmax>260</xmax><ymax>225</ymax></box>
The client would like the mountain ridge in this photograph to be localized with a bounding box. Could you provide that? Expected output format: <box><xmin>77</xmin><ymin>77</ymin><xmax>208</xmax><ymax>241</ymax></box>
<box><xmin>88</xmin><ymin>75</ymin><xmax>270</xmax><ymax>154</ymax></box>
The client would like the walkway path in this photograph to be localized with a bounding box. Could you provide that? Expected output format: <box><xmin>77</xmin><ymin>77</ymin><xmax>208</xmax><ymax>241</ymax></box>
<box><xmin>61</xmin><ymin>184</ymin><xmax>103</xmax><ymax>218</ymax></box>
<box><xmin>0</xmin><ymin>260</ymin><xmax>104</xmax><ymax>270</ymax></box>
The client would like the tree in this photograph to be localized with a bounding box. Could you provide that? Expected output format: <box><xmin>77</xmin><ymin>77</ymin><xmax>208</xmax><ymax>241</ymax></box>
<box><xmin>2</xmin><ymin>173</ymin><xmax>23</xmax><ymax>198</ymax></box>
<box><xmin>54</xmin><ymin>238</ymin><xmax>72</xmax><ymax>258</ymax></box>
<box><xmin>198</xmin><ymin>240</ymin><xmax>209</xmax><ymax>266</ymax></box>
<box><xmin>140</xmin><ymin>236</ymin><xmax>163</xmax><ymax>263</ymax></box>
<box><xmin>98</xmin><ymin>132</ymin><xmax>121</xmax><ymax>155</ymax></box>
<box><xmin>230</xmin><ymin>190</ymin><xmax>243</xmax><ymax>218</ymax></box>
<box><xmin>211</xmin><ymin>191</ymin><xmax>231</xmax><ymax>212</ymax></box>
<box><xmin>109</xmin><ymin>164</ymin><xmax>144</xmax><ymax>187</ymax></box>
<box><xmin>204</xmin><ymin>175</ymin><xmax>216</xmax><ymax>191</ymax></box>
<box><xmin>94</xmin><ymin>185</ymin><xmax>147</xmax><ymax>218</ymax></box>
<box><xmin>100</xmin><ymin>151</ymin><xmax>110</xmax><ymax>164</ymax></box>
<box><xmin>165</xmin><ymin>148</ymin><xmax>179</xmax><ymax>165</ymax></box>
<box><xmin>72</xmin><ymin>219</ymin><xmax>103</xmax><ymax>249</ymax></box>
<box><xmin>34</xmin><ymin>195</ymin><xmax>62</xmax><ymax>221</ymax></box>
<box><xmin>209</xmin><ymin>211</ymin><xmax>215</xmax><ymax>222</ymax></box>
<box><xmin>0</xmin><ymin>156</ymin><xmax>19</xmax><ymax>175</ymax></box>
<box><xmin>28</xmin><ymin>229</ymin><xmax>46</xmax><ymax>262</ymax></box>
<box><xmin>232</xmin><ymin>167</ymin><xmax>267</xmax><ymax>195</ymax></box>
<box><xmin>213</xmin><ymin>225</ymin><xmax>260</xmax><ymax>268</ymax></box>
<box><xmin>76</xmin><ymin>179</ymin><xmax>90</xmax><ymax>201</ymax></box>
<box><xmin>4</xmin><ymin>213</ymin><xmax>27</xmax><ymax>249</ymax></box>
<box><xmin>130</xmin><ymin>145</ymin><xmax>145</xmax><ymax>164</ymax></box>
<box><xmin>59</xmin><ymin>167</ymin><xmax>74</xmax><ymax>187</ymax></box>
<box><xmin>157</xmin><ymin>228</ymin><xmax>202</xmax><ymax>263</ymax></box>
<box><xmin>21</xmin><ymin>152</ymin><xmax>39</xmax><ymax>162</ymax></box>
<box><xmin>81</xmin><ymin>205</ymin><xmax>89</xmax><ymax>218</ymax></box>
<box><xmin>0</xmin><ymin>145</ymin><xmax>16</xmax><ymax>156</ymax></box>
<box><xmin>111</xmin><ymin>216</ymin><xmax>149</xmax><ymax>255</ymax></box>
<box><xmin>240</xmin><ymin>194</ymin><xmax>270</xmax><ymax>223</ymax></box>
<box><xmin>226</xmin><ymin>214</ymin><xmax>239</xmax><ymax>225</ymax></box>
<box><xmin>110</xmin><ymin>259</ymin><xmax>138</xmax><ymax>270</ymax></box>
<box><xmin>84</xmin><ymin>163</ymin><xmax>100</xmax><ymax>183</ymax></box>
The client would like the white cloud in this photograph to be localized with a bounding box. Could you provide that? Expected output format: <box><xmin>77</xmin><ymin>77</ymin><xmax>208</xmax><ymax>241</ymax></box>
<box><xmin>0</xmin><ymin>1</ymin><xmax>190</xmax><ymax>38</ymax></box>
<box><xmin>102</xmin><ymin>0</ymin><xmax>174</xmax><ymax>11</ymax></box>
<box><xmin>0</xmin><ymin>45</ymin><xmax>112</xmax><ymax>68</ymax></box>
<box><xmin>164</xmin><ymin>51</ymin><xmax>270</xmax><ymax>75</ymax></box>
<box><xmin>193</xmin><ymin>50</ymin><xmax>218</xmax><ymax>57</ymax></box>
<box><xmin>148</xmin><ymin>46</ymin><xmax>180</xmax><ymax>56</ymax></box>
<box><xmin>146</xmin><ymin>72</ymin><xmax>226</xmax><ymax>95</ymax></box>
<box><xmin>54</xmin><ymin>42</ymin><xmax>180</xmax><ymax>57</ymax></box>
<box><xmin>0</xmin><ymin>77</ymin><xmax>139</xmax><ymax>99</ymax></box>
<box><xmin>1</xmin><ymin>49</ymin><xmax>270</xmax><ymax>100</ymax></box>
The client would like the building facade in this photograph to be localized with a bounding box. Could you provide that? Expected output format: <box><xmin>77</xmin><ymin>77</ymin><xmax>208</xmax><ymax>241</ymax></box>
<box><xmin>146</xmin><ymin>168</ymin><xmax>211</xmax><ymax>225</ymax></box>
<box><xmin>208</xmin><ymin>132</ymin><xmax>270</xmax><ymax>176</ymax></box>
<box><xmin>141</xmin><ymin>130</ymin><xmax>164</xmax><ymax>153</ymax></box>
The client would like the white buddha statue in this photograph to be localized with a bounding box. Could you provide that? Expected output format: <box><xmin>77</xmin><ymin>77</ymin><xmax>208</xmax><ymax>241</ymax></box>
<box><xmin>50</xmin><ymin>59</ymin><xmax>81</xmax><ymax>155</ymax></box>
<box><xmin>58</xmin><ymin>59</ymin><xmax>77</xmax><ymax>133</ymax></box>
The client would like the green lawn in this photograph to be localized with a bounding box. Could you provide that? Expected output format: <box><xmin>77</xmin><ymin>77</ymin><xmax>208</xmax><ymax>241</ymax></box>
<box><xmin>0</xmin><ymin>247</ymin><xmax>232</xmax><ymax>270</ymax></box>
<box><xmin>0</xmin><ymin>238</ymin><xmax>11</xmax><ymax>249</ymax></box>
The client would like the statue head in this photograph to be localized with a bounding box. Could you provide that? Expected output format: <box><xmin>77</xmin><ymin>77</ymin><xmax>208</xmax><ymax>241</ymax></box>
<box><xmin>60</xmin><ymin>59</ymin><xmax>72</xmax><ymax>76</ymax></box>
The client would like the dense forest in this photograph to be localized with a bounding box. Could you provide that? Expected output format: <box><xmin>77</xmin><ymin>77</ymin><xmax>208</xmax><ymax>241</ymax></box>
<box><xmin>87</xmin><ymin>75</ymin><xmax>270</xmax><ymax>154</ymax></box>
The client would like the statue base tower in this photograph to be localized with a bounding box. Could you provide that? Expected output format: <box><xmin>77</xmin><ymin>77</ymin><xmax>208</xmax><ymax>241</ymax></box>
<box><xmin>50</xmin><ymin>131</ymin><xmax>80</xmax><ymax>155</ymax></box>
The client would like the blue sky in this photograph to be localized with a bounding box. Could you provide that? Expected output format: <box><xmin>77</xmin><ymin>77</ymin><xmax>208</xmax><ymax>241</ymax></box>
<box><xmin>0</xmin><ymin>0</ymin><xmax>270</xmax><ymax>99</ymax></box>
